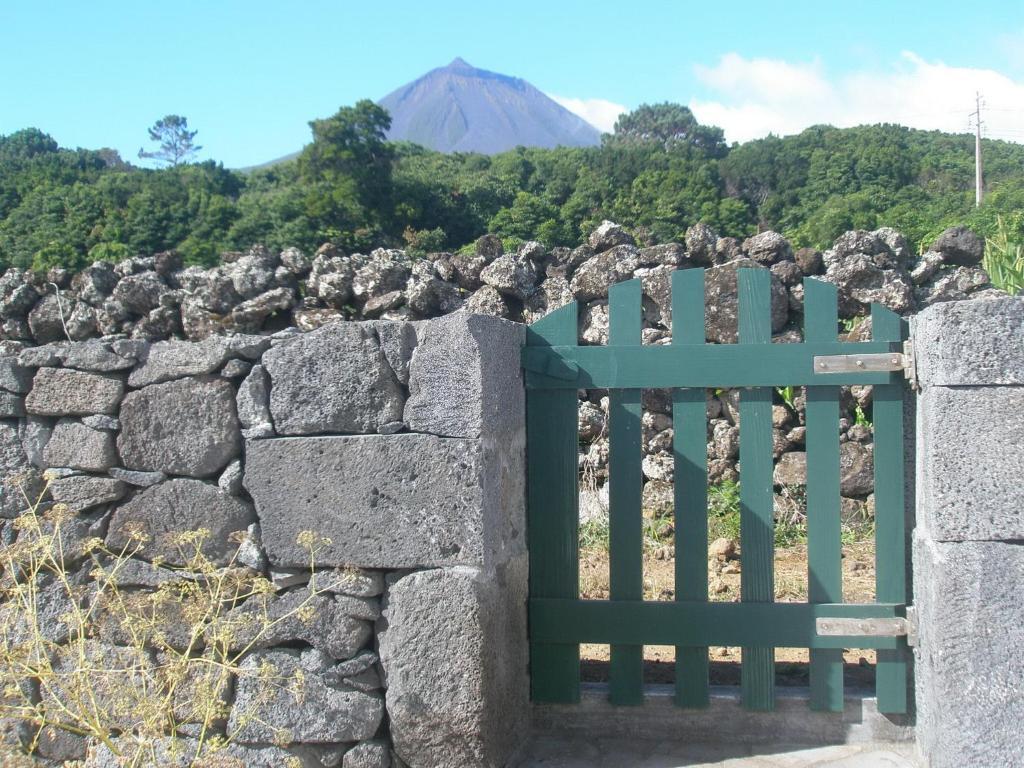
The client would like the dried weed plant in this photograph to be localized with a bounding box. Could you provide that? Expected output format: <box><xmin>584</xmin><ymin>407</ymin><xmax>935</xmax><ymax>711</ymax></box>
<box><xmin>0</xmin><ymin>472</ymin><xmax>335</xmax><ymax>767</ymax></box>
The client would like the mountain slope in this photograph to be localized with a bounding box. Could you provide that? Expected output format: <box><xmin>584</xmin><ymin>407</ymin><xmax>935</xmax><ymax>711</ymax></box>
<box><xmin>378</xmin><ymin>58</ymin><xmax>602</xmax><ymax>154</ymax></box>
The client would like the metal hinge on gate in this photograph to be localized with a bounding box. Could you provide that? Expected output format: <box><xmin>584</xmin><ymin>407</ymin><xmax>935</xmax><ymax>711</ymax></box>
<box><xmin>816</xmin><ymin>607</ymin><xmax>918</xmax><ymax>647</ymax></box>
<box><xmin>813</xmin><ymin>340</ymin><xmax>918</xmax><ymax>390</ymax></box>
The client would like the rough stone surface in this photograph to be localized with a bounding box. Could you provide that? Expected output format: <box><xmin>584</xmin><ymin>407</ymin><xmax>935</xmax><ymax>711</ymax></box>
<box><xmin>773</xmin><ymin>451</ymin><xmax>807</xmax><ymax>486</ymax></box>
<box><xmin>229</xmin><ymin>648</ymin><xmax>384</xmax><ymax>744</ymax></box>
<box><xmin>127</xmin><ymin>337</ymin><xmax>228</xmax><ymax>386</ymax></box>
<box><xmin>569</xmin><ymin>245</ymin><xmax>641</xmax><ymax>302</ymax></box>
<box><xmin>263</xmin><ymin>322</ymin><xmax>404</xmax><ymax>435</ymax></box>
<box><xmin>25</xmin><ymin>368</ymin><xmax>123</xmax><ymax>416</ymax></box>
<box><xmin>218</xmin><ymin>458</ymin><xmax>243</xmax><ymax>495</ymax></box>
<box><xmin>480</xmin><ymin>254</ymin><xmax>539</xmax><ymax>300</ymax></box>
<box><xmin>369</xmin><ymin>320</ymin><xmax>418</xmax><ymax>386</ymax></box>
<box><xmin>344</xmin><ymin>741</ymin><xmax>391</xmax><ymax>768</ymax></box>
<box><xmin>0</xmin><ymin>356</ymin><xmax>33</xmax><ymax>393</ymax></box>
<box><xmin>106</xmin><ymin>479</ymin><xmax>255</xmax><ymax>566</ymax></box>
<box><xmin>931</xmin><ymin>225</ymin><xmax>985</xmax><ymax>266</ymax></box>
<box><xmin>19</xmin><ymin>415</ymin><xmax>51</xmax><ymax>468</ymax></box>
<box><xmin>118</xmin><ymin>377</ymin><xmax>240</xmax><ymax>477</ymax></box>
<box><xmin>914</xmin><ymin>536</ymin><xmax>1024</xmax><ymax>767</ymax></box>
<box><xmin>379</xmin><ymin>565</ymin><xmax>528</xmax><ymax>768</ymax></box>
<box><xmin>226</xmin><ymin>587</ymin><xmax>373</xmax><ymax>659</ymax></box>
<box><xmin>405</xmin><ymin>312</ymin><xmax>525</xmax><ymax>439</ymax></box>
<box><xmin>43</xmin><ymin>419</ymin><xmax>118</xmax><ymax>471</ymax></box>
<box><xmin>59</xmin><ymin>341</ymin><xmax>138</xmax><ymax>371</ymax></box>
<box><xmin>245</xmin><ymin>434</ymin><xmax>492</xmax><ymax>568</ymax></box>
<box><xmin>81</xmin><ymin>414</ymin><xmax>118</xmax><ymax>430</ymax></box>
<box><xmin>838</xmin><ymin>441</ymin><xmax>873</xmax><ymax>497</ymax></box>
<box><xmin>49</xmin><ymin>475</ymin><xmax>126</xmax><ymax>512</ymax></box>
<box><xmin>588</xmin><ymin>220</ymin><xmax>634</xmax><ymax>252</ymax></box>
<box><xmin>918</xmin><ymin>385</ymin><xmax>1024</xmax><ymax>540</ymax></box>
<box><xmin>703</xmin><ymin>259</ymin><xmax>788</xmax><ymax>343</ymax></box>
<box><xmin>742</xmin><ymin>230</ymin><xmax>793</xmax><ymax>265</ymax></box>
<box><xmin>913</xmin><ymin>297</ymin><xmax>1024</xmax><ymax>386</ymax></box>
<box><xmin>108</xmin><ymin>467</ymin><xmax>165</xmax><ymax>487</ymax></box>
<box><xmin>236</xmin><ymin>363</ymin><xmax>272</xmax><ymax>433</ymax></box>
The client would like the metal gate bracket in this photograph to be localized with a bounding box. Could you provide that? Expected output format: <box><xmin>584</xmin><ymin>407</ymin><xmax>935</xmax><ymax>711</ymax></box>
<box><xmin>816</xmin><ymin>609</ymin><xmax>917</xmax><ymax>647</ymax></box>
<box><xmin>813</xmin><ymin>340</ymin><xmax>918</xmax><ymax>390</ymax></box>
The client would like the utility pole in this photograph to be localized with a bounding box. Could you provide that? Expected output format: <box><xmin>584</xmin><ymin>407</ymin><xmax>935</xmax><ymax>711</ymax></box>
<box><xmin>972</xmin><ymin>92</ymin><xmax>984</xmax><ymax>207</ymax></box>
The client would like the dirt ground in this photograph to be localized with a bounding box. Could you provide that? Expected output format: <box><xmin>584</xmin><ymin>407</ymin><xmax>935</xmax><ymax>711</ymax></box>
<box><xmin>577</xmin><ymin>539</ymin><xmax>878</xmax><ymax>687</ymax></box>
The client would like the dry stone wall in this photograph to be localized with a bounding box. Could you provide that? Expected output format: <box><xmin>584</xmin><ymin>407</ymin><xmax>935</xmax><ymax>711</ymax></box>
<box><xmin>0</xmin><ymin>313</ymin><xmax>528</xmax><ymax>768</ymax></box>
<box><xmin>0</xmin><ymin>221</ymin><xmax>1002</xmax><ymax>529</ymax></box>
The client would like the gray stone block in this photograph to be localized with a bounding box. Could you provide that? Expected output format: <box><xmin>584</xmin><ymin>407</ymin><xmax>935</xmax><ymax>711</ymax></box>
<box><xmin>220</xmin><ymin>357</ymin><xmax>251</xmax><ymax>378</ymax></box>
<box><xmin>246</xmin><ymin>434</ymin><xmax>492</xmax><ymax>568</ymax></box>
<box><xmin>344</xmin><ymin>741</ymin><xmax>391</xmax><ymax>768</ymax></box>
<box><xmin>225</xmin><ymin>586</ymin><xmax>373</xmax><ymax>659</ymax></box>
<box><xmin>0</xmin><ymin>356</ymin><xmax>33</xmax><ymax>393</ymax></box>
<box><xmin>50</xmin><ymin>475</ymin><xmax>127</xmax><ymax>512</ymax></box>
<box><xmin>118</xmin><ymin>377</ymin><xmax>240</xmax><ymax>477</ymax></box>
<box><xmin>26</xmin><ymin>368</ymin><xmax>124</xmax><ymax>416</ymax></box>
<box><xmin>918</xmin><ymin>385</ymin><xmax>1024</xmax><ymax>540</ymax></box>
<box><xmin>43</xmin><ymin>419</ymin><xmax>118</xmax><ymax>472</ymax></box>
<box><xmin>84</xmin><ymin>738</ymin><xmax>325</xmax><ymax>768</ymax></box>
<box><xmin>914</xmin><ymin>296</ymin><xmax>1024</xmax><ymax>386</ymax></box>
<box><xmin>105</xmin><ymin>478</ymin><xmax>255</xmax><ymax>566</ymax></box>
<box><xmin>913</xmin><ymin>536</ymin><xmax>1024</xmax><ymax>767</ymax></box>
<box><xmin>368</xmin><ymin>320</ymin><xmax>418</xmax><ymax>385</ymax></box>
<box><xmin>378</xmin><ymin>563</ymin><xmax>528</xmax><ymax>768</ymax></box>
<box><xmin>262</xmin><ymin>322</ymin><xmax>404</xmax><ymax>435</ymax></box>
<box><xmin>0</xmin><ymin>391</ymin><xmax>24</xmax><ymax>417</ymax></box>
<box><xmin>236</xmin><ymin>363</ymin><xmax>272</xmax><ymax>430</ymax></box>
<box><xmin>19</xmin><ymin>416</ymin><xmax>52</xmax><ymax>468</ymax></box>
<box><xmin>405</xmin><ymin>313</ymin><xmax>525</xmax><ymax>439</ymax></box>
<box><xmin>82</xmin><ymin>414</ymin><xmax>118</xmax><ymax>430</ymax></box>
<box><xmin>108</xmin><ymin>467</ymin><xmax>165</xmax><ymax>487</ymax></box>
<box><xmin>58</xmin><ymin>341</ymin><xmax>138</xmax><ymax>371</ymax></box>
<box><xmin>229</xmin><ymin>648</ymin><xmax>384</xmax><ymax>744</ymax></box>
<box><xmin>218</xmin><ymin>458</ymin><xmax>243</xmax><ymax>495</ymax></box>
<box><xmin>127</xmin><ymin>337</ymin><xmax>229</xmax><ymax>387</ymax></box>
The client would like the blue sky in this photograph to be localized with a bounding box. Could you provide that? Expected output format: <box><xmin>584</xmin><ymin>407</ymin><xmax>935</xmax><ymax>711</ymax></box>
<box><xmin>2</xmin><ymin>0</ymin><xmax>1024</xmax><ymax>167</ymax></box>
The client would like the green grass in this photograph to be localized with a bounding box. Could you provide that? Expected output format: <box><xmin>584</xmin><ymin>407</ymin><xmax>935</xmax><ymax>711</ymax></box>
<box><xmin>984</xmin><ymin>215</ymin><xmax>1024</xmax><ymax>296</ymax></box>
<box><xmin>580</xmin><ymin>478</ymin><xmax>876</xmax><ymax>554</ymax></box>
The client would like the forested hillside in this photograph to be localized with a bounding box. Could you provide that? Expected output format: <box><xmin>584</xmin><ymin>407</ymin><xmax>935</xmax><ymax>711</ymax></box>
<box><xmin>2</xmin><ymin>102</ymin><xmax>1023</xmax><ymax>272</ymax></box>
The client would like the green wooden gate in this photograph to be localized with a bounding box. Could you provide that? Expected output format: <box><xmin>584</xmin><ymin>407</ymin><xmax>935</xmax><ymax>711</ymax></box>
<box><xmin>524</xmin><ymin>269</ymin><xmax>911</xmax><ymax>714</ymax></box>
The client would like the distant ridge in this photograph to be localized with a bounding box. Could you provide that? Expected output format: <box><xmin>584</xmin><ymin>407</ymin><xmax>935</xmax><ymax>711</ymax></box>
<box><xmin>377</xmin><ymin>58</ymin><xmax>602</xmax><ymax>154</ymax></box>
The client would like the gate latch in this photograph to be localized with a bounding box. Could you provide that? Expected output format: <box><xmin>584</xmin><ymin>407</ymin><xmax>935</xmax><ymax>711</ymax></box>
<box><xmin>816</xmin><ymin>608</ymin><xmax>917</xmax><ymax>647</ymax></box>
<box><xmin>813</xmin><ymin>340</ymin><xmax>918</xmax><ymax>390</ymax></box>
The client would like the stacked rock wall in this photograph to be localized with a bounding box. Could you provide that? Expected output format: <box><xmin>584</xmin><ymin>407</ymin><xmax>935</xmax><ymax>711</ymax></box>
<box><xmin>0</xmin><ymin>313</ymin><xmax>528</xmax><ymax>768</ymax></box>
<box><xmin>0</xmin><ymin>222</ymin><xmax>1002</xmax><ymax>526</ymax></box>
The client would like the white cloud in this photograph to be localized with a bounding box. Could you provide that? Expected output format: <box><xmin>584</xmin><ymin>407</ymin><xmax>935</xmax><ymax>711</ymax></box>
<box><xmin>549</xmin><ymin>94</ymin><xmax>628</xmax><ymax>133</ymax></box>
<box><xmin>690</xmin><ymin>52</ymin><xmax>1024</xmax><ymax>144</ymax></box>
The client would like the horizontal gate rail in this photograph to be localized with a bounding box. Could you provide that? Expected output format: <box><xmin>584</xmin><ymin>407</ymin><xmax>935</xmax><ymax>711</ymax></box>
<box><xmin>530</xmin><ymin>599</ymin><xmax>906</xmax><ymax>649</ymax></box>
<box><xmin>522</xmin><ymin>341</ymin><xmax>902</xmax><ymax>389</ymax></box>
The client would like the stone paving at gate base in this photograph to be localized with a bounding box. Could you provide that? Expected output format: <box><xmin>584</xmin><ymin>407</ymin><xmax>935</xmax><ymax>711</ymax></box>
<box><xmin>515</xmin><ymin>738</ymin><xmax>922</xmax><ymax>767</ymax></box>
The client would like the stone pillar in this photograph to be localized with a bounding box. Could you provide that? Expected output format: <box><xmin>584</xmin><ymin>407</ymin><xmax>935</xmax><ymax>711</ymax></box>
<box><xmin>911</xmin><ymin>297</ymin><xmax>1024</xmax><ymax>767</ymax></box>
<box><xmin>377</xmin><ymin>313</ymin><xmax>529</xmax><ymax>768</ymax></box>
<box><xmin>244</xmin><ymin>313</ymin><xmax>529</xmax><ymax>768</ymax></box>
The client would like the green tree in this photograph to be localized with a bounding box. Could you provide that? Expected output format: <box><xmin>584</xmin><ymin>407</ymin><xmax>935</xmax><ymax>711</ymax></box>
<box><xmin>300</xmin><ymin>100</ymin><xmax>395</xmax><ymax>230</ymax></box>
<box><xmin>138</xmin><ymin>115</ymin><xmax>202</xmax><ymax>167</ymax></box>
<box><xmin>608</xmin><ymin>103</ymin><xmax>727</xmax><ymax>158</ymax></box>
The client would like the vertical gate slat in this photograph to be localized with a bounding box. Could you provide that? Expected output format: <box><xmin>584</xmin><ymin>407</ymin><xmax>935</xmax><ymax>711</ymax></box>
<box><xmin>526</xmin><ymin>302</ymin><xmax>581</xmax><ymax>703</ymax></box>
<box><xmin>871</xmin><ymin>304</ymin><xmax>909</xmax><ymax>715</ymax></box>
<box><xmin>737</xmin><ymin>269</ymin><xmax>776</xmax><ymax>711</ymax></box>
<box><xmin>804</xmin><ymin>279</ymin><xmax>844</xmax><ymax>712</ymax></box>
<box><xmin>608</xmin><ymin>279</ymin><xmax>645</xmax><ymax>705</ymax></box>
<box><xmin>672</xmin><ymin>268</ymin><xmax>710</xmax><ymax>708</ymax></box>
